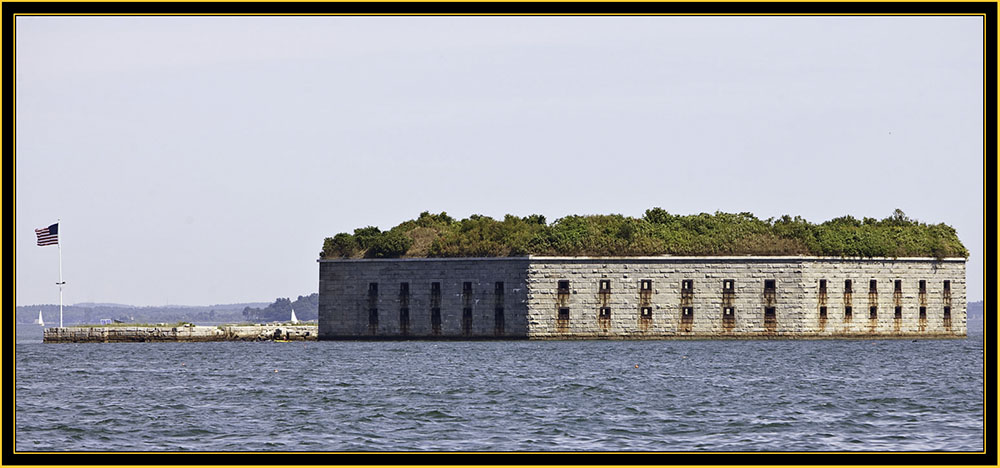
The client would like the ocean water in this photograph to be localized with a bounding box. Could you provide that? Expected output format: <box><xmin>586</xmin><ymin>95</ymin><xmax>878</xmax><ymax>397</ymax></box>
<box><xmin>14</xmin><ymin>330</ymin><xmax>984</xmax><ymax>452</ymax></box>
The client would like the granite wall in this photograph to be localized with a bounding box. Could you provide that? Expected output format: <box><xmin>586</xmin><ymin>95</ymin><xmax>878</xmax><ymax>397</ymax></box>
<box><xmin>318</xmin><ymin>256</ymin><xmax>966</xmax><ymax>340</ymax></box>
<box><xmin>524</xmin><ymin>257</ymin><xmax>965</xmax><ymax>339</ymax></box>
<box><xmin>318</xmin><ymin>258</ymin><xmax>531</xmax><ymax>339</ymax></box>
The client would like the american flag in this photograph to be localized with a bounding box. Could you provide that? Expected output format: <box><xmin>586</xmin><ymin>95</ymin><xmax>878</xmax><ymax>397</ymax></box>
<box><xmin>35</xmin><ymin>223</ymin><xmax>59</xmax><ymax>246</ymax></box>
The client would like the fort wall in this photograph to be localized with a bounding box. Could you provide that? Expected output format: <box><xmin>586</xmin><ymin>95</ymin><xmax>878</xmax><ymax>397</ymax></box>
<box><xmin>318</xmin><ymin>256</ymin><xmax>965</xmax><ymax>340</ymax></box>
<box><xmin>525</xmin><ymin>257</ymin><xmax>965</xmax><ymax>339</ymax></box>
<box><xmin>318</xmin><ymin>258</ymin><xmax>531</xmax><ymax>339</ymax></box>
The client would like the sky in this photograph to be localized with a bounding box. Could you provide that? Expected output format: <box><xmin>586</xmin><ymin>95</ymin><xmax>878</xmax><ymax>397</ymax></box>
<box><xmin>14</xmin><ymin>16</ymin><xmax>985</xmax><ymax>306</ymax></box>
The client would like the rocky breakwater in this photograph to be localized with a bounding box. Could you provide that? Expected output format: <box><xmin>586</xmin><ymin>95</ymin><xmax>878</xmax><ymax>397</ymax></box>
<box><xmin>43</xmin><ymin>324</ymin><xmax>319</xmax><ymax>343</ymax></box>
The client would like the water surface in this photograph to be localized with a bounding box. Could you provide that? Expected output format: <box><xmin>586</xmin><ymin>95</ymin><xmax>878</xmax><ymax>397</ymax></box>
<box><xmin>15</xmin><ymin>332</ymin><xmax>983</xmax><ymax>452</ymax></box>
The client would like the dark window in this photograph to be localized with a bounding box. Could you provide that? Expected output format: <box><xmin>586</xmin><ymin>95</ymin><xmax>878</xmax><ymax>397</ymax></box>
<box><xmin>723</xmin><ymin>279</ymin><xmax>735</xmax><ymax>292</ymax></box>
<box><xmin>819</xmin><ymin>306</ymin><xmax>827</xmax><ymax>318</ymax></box>
<box><xmin>462</xmin><ymin>307</ymin><xmax>473</xmax><ymax>334</ymax></box>
<box><xmin>558</xmin><ymin>280</ymin><xmax>570</xmax><ymax>292</ymax></box>
<box><xmin>431</xmin><ymin>307</ymin><xmax>441</xmax><ymax>328</ymax></box>
<box><xmin>894</xmin><ymin>280</ymin><xmax>902</xmax><ymax>293</ymax></box>
<box><xmin>819</xmin><ymin>279</ymin><xmax>827</xmax><ymax>293</ymax></box>
<box><xmin>495</xmin><ymin>307</ymin><xmax>505</xmax><ymax>333</ymax></box>
<box><xmin>764</xmin><ymin>279</ymin><xmax>776</xmax><ymax>291</ymax></box>
<box><xmin>599</xmin><ymin>307</ymin><xmax>611</xmax><ymax>319</ymax></box>
<box><xmin>894</xmin><ymin>306</ymin><xmax>902</xmax><ymax>319</ymax></box>
<box><xmin>870</xmin><ymin>279</ymin><xmax>877</xmax><ymax>292</ymax></box>
<box><xmin>599</xmin><ymin>279</ymin><xmax>611</xmax><ymax>292</ymax></box>
<box><xmin>682</xmin><ymin>307</ymin><xmax>693</xmax><ymax>317</ymax></box>
<box><xmin>681</xmin><ymin>280</ymin><xmax>694</xmax><ymax>292</ymax></box>
<box><xmin>399</xmin><ymin>282</ymin><xmax>409</xmax><ymax>295</ymax></box>
<box><xmin>869</xmin><ymin>306</ymin><xmax>878</xmax><ymax>319</ymax></box>
<box><xmin>764</xmin><ymin>307</ymin><xmax>776</xmax><ymax>319</ymax></box>
<box><xmin>368</xmin><ymin>308</ymin><xmax>378</xmax><ymax>327</ymax></box>
<box><xmin>399</xmin><ymin>308</ymin><xmax>410</xmax><ymax>329</ymax></box>
<box><xmin>943</xmin><ymin>306</ymin><xmax>951</xmax><ymax>318</ymax></box>
<box><xmin>919</xmin><ymin>280</ymin><xmax>927</xmax><ymax>292</ymax></box>
<box><xmin>641</xmin><ymin>307</ymin><xmax>652</xmax><ymax>318</ymax></box>
<box><xmin>558</xmin><ymin>308</ymin><xmax>570</xmax><ymax>320</ymax></box>
<box><xmin>368</xmin><ymin>283</ymin><xmax>378</xmax><ymax>294</ymax></box>
<box><xmin>463</xmin><ymin>282</ymin><xmax>473</xmax><ymax>293</ymax></box>
<box><xmin>723</xmin><ymin>307</ymin><xmax>735</xmax><ymax>317</ymax></box>
<box><xmin>943</xmin><ymin>280</ymin><xmax>951</xmax><ymax>292</ymax></box>
<box><xmin>640</xmin><ymin>280</ymin><xmax>652</xmax><ymax>291</ymax></box>
<box><xmin>845</xmin><ymin>306</ymin><xmax>853</xmax><ymax>318</ymax></box>
<box><xmin>495</xmin><ymin>282</ymin><xmax>504</xmax><ymax>294</ymax></box>
<box><xmin>919</xmin><ymin>307</ymin><xmax>926</xmax><ymax>319</ymax></box>
<box><xmin>430</xmin><ymin>282</ymin><xmax>441</xmax><ymax>310</ymax></box>
<box><xmin>845</xmin><ymin>279</ymin><xmax>853</xmax><ymax>293</ymax></box>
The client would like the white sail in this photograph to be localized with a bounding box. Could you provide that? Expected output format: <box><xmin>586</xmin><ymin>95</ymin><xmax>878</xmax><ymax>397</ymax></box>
<box><xmin>290</xmin><ymin>308</ymin><xmax>298</xmax><ymax>324</ymax></box>
<box><xmin>35</xmin><ymin>310</ymin><xmax>45</xmax><ymax>327</ymax></box>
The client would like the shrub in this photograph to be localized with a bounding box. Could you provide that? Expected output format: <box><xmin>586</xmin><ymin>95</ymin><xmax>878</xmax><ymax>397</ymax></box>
<box><xmin>353</xmin><ymin>226</ymin><xmax>382</xmax><ymax>250</ymax></box>
<box><xmin>365</xmin><ymin>231</ymin><xmax>413</xmax><ymax>258</ymax></box>
<box><xmin>322</xmin><ymin>233</ymin><xmax>359</xmax><ymax>259</ymax></box>
<box><xmin>321</xmin><ymin>209</ymin><xmax>967</xmax><ymax>259</ymax></box>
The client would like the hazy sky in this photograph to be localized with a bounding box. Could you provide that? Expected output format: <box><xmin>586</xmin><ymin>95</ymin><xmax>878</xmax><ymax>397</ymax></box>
<box><xmin>15</xmin><ymin>16</ymin><xmax>985</xmax><ymax>306</ymax></box>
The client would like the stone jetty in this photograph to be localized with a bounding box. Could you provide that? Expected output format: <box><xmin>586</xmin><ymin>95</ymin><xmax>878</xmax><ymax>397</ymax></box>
<box><xmin>43</xmin><ymin>324</ymin><xmax>318</xmax><ymax>343</ymax></box>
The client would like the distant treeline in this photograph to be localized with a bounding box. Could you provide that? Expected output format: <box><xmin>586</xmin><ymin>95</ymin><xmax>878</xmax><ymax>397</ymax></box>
<box><xmin>16</xmin><ymin>295</ymin><xmax>321</xmax><ymax>326</ymax></box>
<box><xmin>14</xmin><ymin>302</ymin><xmax>265</xmax><ymax>326</ymax></box>
<box><xmin>321</xmin><ymin>209</ymin><xmax>968</xmax><ymax>260</ymax></box>
<box><xmin>241</xmin><ymin>294</ymin><xmax>318</xmax><ymax>323</ymax></box>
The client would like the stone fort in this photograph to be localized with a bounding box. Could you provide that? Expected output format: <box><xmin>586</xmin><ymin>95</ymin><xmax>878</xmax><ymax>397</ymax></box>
<box><xmin>318</xmin><ymin>256</ymin><xmax>966</xmax><ymax>340</ymax></box>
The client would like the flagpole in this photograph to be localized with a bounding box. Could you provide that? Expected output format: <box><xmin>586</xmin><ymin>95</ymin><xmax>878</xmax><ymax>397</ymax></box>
<box><xmin>57</xmin><ymin>218</ymin><xmax>64</xmax><ymax>328</ymax></box>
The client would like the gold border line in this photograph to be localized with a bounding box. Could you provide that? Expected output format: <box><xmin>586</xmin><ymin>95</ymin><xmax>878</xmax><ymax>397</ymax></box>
<box><xmin>5</xmin><ymin>12</ymin><xmax>995</xmax><ymax>15</ymax></box>
<box><xmin>6</xmin><ymin>9</ymin><xmax>992</xmax><ymax>461</ymax></box>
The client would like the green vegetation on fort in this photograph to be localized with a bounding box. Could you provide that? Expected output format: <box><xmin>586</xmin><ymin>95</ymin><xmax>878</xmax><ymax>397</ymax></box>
<box><xmin>321</xmin><ymin>209</ymin><xmax>967</xmax><ymax>260</ymax></box>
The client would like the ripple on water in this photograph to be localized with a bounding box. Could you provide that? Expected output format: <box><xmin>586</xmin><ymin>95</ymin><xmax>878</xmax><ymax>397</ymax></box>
<box><xmin>14</xmin><ymin>337</ymin><xmax>985</xmax><ymax>452</ymax></box>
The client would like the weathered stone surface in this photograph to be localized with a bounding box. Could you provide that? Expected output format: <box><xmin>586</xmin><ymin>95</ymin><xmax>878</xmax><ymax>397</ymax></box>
<box><xmin>317</xmin><ymin>256</ymin><xmax>966</xmax><ymax>340</ymax></box>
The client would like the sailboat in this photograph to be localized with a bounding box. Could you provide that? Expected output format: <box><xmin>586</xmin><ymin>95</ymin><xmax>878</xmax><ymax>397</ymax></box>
<box><xmin>34</xmin><ymin>310</ymin><xmax>45</xmax><ymax>327</ymax></box>
<box><xmin>290</xmin><ymin>308</ymin><xmax>299</xmax><ymax>324</ymax></box>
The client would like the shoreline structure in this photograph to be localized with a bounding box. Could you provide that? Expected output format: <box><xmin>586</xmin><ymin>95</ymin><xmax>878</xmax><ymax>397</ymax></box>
<box><xmin>41</xmin><ymin>210</ymin><xmax>970</xmax><ymax>343</ymax></box>
<box><xmin>43</xmin><ymin>324</ymin><xmax>317</xmax><ymax>343</ymax></box>
<box><xmin>319</xmin><ymin>256</ymin><xmax>967</xmax><ymax>340</ymax></box>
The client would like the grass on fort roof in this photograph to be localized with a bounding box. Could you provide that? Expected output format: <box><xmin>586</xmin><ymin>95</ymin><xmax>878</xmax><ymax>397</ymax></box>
<box><xmin>321</xmin><ymin>208</ymin><xmax>968</xmax><ymax>260</ymax></box>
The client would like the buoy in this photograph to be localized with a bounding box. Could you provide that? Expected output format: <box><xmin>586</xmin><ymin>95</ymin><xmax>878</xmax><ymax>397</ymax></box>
<box><xmin>635</xmin><ymin>364</ymin><xmax>639</xmax><ymax>368</ymax></box>
<box><xmin>274</xmin><ymin>369</ymin><xmax>278</xmax><ymax>372</ymax></box>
